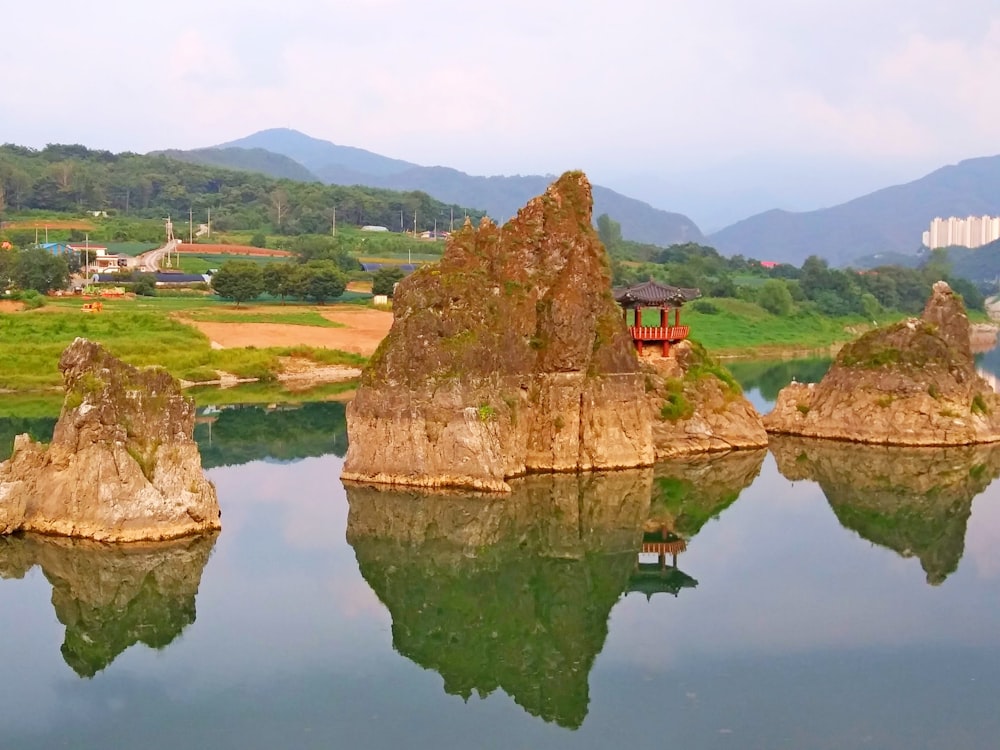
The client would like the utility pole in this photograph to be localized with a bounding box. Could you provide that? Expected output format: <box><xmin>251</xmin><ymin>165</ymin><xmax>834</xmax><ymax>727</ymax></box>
<box><xmin>85</xmin><ymin>232</ymin><xmax>90</xmax><ymax>275</ymax></box>
<box><xmin>189</xmin><ymin>207</ymin><xmax>193</xmax><ymax>245</ymax></box>
<box><xmin>450</xmin><ymin>207</ymin><xmax>454</xmax><ymax>232</ymax></box>
<box><xmin>207</xmin><ymin>208</ymin><xmax>211</xmax><ymax>239</ymax></box>
<box><xmin>413</xmin><ymin>210</ymin><xmax>417</xmax><ymax>235</ymax></box>
<box><xmin>400</xmin><ymin>209</ymin><xmax>403</xmax><ymax>232</ymax></box>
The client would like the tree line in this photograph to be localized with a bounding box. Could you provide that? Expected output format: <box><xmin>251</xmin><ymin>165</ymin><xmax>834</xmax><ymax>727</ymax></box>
<box><xmin>0</xmin><ymin>143</ymin><xmax>485</xmax><ymax>236</ymax></box>
<box><xmin>599</xmin><ymin>213</ymin><xmax>986</xmax><ymax>316</ymax></box>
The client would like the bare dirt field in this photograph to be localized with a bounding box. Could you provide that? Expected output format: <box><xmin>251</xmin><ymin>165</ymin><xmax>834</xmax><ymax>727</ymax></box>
<box><xmin>1</xmin><ymin>219</ymin><xmax>97</xmax><ymax>231</ymax></box>
<box><xmin>178</xmin><ymin>244</ymin><xmax>292</xmax><ymax>257</ymax></box>
<box><xmin>0</xmin><ymin>300</ymin><xmax>26</xmax><ymax>313</ymax></box>
<box><xmin>185</xmin><ymin>306</ymin><xmax>394</xmax><ymax>356</ymax></box>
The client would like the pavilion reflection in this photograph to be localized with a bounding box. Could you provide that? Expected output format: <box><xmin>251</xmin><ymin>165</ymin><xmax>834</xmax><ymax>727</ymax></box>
<box><xmin>630</xmin><ymin>450</ymin><xmax>766</xmax><ymax>600</ymax></box>
<box><xmin>0</xmin><ymin>533</ymin><xmax>217</xmax><ymax>677</ymax></box>
<box><xmin>345</xmin><ymin>450</ymin><xmax>764</xmax><ymax>729</ymax></box>
<box><xmin>770</xmin><ymin>436</ymin><xmax>1000</xmax><ymax>584</ymax></box>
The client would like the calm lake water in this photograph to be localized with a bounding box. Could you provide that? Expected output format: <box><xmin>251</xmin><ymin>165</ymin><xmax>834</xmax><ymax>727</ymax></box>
<box><xmin>3</xmin><ymin>361</ymin><xmax>1000</xmax><ymax>749</ymax></box>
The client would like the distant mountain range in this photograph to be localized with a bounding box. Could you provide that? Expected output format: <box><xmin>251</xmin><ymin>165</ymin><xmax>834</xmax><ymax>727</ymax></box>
<box><xmin>708</xmin><ymin>155</ymin><xmax>1000</xmax><ymax>267</ymax></box>
<box><xmin>157</xmin><ymin>129</ymin><xmax>1000</xmax><ymax>269</ymax></box>
<box><xmin>165</xmin><ymin>128</ymin><xmax>703</xmax><ymax>247</ymax></box>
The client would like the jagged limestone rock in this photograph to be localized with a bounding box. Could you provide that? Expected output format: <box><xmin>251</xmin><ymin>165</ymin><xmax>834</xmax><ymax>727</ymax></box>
<box><xmin>0</xmin><ymin>338</ymin><xmax>220</xmax><ymax>541</ymax></box>
<box><xmin>343</xmin><ymin>173</ymin><xmax>764</xmax><ymax>490</ymax></box>
<box><xmin>765</xmin><ymin>281</ymin><xmax>1000</xmax><ymax>444</ymax></box>
<box><xmin>344</xmin><ymin>172</ymin><xmax>653</xmax><ymax>491</ymax></box>
<box><xmin>644</xmin><ymin>341</ymin><xmax>768</xmax><ymax>457</ymax></box>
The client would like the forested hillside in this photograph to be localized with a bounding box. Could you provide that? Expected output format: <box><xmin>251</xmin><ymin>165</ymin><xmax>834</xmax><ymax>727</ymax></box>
<box><xmin>204</xmin><ymin>128</ymin><xmax>704</xmax><ymax>246</ymax></box>
<box><xmin>151</xmin><ymin>147</ymin><xmax>321</xmax><ymax>183</ymax></box>
<box><xmin>0</xmin><ymin>144</ymin><xmax>484</xmax><ymax>235</ymax></box>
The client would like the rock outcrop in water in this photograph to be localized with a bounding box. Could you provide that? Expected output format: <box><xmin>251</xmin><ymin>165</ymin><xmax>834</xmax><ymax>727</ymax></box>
<box><xmin>770</xmin><ymin>436</ymin><xmax>1000</xmax><ymax>584</ymax></box>
<box><xmin>644</xmin><ymin>341</ymin><xmax>768</xmax><ymax>457</ymax></box>
<box><xmin>0</xmin><ymin>533</ymin><xmax>216</xmax><ymax>676</ymax></box>
<box><xmin>765</xmin><ymin>281</ymin><xmax>1000</xmax><ymax>444</ymax></box>
<box><xmin>344</xmin><ymin>171</ymin><xmax>764</xmax><ymax>491</ymax></box>
<box><xmin>0</xmin><ymin>339</ymin><xmax>221</xmax><ymax>541</ymax></box>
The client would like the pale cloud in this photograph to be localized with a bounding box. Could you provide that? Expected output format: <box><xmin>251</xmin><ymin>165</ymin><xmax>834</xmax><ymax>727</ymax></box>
<box><xmin>6</xmin><ymin>0</ymin><xmax>1000</xmax><ymax>215</ymax></box>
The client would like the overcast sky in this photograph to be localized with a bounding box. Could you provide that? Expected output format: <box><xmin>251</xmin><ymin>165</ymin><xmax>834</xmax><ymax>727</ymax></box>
<box><xmin>4</xmin><ymin>0</ymin><xmax>999</xmax><ymax>228</ymax></box>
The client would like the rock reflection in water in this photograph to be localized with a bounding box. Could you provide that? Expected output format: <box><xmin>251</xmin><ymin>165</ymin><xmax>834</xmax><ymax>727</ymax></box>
<box><xmin>346</xmin><ymin>470</ymin><xmax>651</xmax><ymax>729</ymax></box>
<box><xmin>633</xmin><ymin>449</ymin><xmax>767</xmax><ymax>599</ymax></box>
<box><xmin>771</xmin><ymin>436</ymin><xmax>1000</xmax><ymax>584</ymax></box>
<box><xmin>346</xmin><ymin>454</ymin><xmax>764</xmax><ymax>728</ymax></box>
<box><xmin>0</xmin><ymin>533</ymin><xmax>217</xmax><ymax>677</ymax></box>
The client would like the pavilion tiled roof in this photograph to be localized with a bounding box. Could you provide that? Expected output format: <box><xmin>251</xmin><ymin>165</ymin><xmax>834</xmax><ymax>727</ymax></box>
<box><xmin>613</xmin><ymin>279</ymin><xmax>701</xmax><ymax>307</ymax></box>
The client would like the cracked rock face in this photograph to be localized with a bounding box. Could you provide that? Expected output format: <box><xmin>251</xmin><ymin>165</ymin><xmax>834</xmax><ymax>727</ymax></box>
<box><xmin>343</xmin><ymin>172</ymin><xmax>654</xmax><ymax>491</ymax></box>
<box><xmin>0</xmin><ymin>338</ymin><xmax>220</xmax><ymax>541</ymax></box>
<box><xmin>764</xmin><ymin>281</ymin><xmax>1000</xmax><ymax>445</ymax></box>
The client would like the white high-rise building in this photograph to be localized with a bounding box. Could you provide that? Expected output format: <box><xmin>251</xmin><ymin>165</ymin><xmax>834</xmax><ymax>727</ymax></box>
<box><xmin>925</xmin><ymin>215</ymin><xmax>1000</xmax><ymax>249</ymax></box>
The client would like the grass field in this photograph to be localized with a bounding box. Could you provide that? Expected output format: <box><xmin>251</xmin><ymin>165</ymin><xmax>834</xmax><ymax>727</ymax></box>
<box><xmin>0</xmin><ymin>303</ymin><xmax>366</xmax><ymax>390</ymax></box>
<box><xmin>634</xmin><ymin>298</ymin><xmax>894</xmax><ymax>355</ymax></box>
<box><xmin>177</xmin><ymin>254</ymin><xmax>292</xmax><ymax>274</ymax></box>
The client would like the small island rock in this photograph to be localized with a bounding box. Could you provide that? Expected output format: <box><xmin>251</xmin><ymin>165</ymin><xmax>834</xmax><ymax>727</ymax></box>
<box><xmin>0</xmin><ymin>338</ymin><xmax>221</xmax><ymax>541</ymax></box>
<box><xmin>764</xmin><ymin>281</ymin><xmax>1000</xmax><ymax>445</ymax></box>
<box><xmin>343</xmin><ymin>172</ymin><xmax>654</xmax><ymax>491</ymax></box>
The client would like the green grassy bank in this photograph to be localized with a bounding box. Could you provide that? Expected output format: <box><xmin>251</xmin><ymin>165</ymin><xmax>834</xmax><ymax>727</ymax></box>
<box><xmin>0</xmin><ymin>299</ymin><xmax>365</xmax><ymax>391</ymax></box>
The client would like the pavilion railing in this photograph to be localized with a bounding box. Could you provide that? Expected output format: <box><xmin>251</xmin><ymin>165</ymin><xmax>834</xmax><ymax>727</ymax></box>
<box><xmin>628</xmin><ymin>325</ymin><xmax>690</xmax><ymax>341</ymax></box>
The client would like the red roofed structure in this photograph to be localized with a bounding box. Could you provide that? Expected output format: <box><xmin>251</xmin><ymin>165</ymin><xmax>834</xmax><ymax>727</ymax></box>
<box><xmin>613</xmin><ymin>279</ymin><xmax>700</xmax><ymax>356</ymax></box>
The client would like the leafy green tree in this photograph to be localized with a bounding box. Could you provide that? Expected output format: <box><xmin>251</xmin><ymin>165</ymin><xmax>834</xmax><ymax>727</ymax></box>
<box><xmin>293</xmin><ymin>234</ymin><xmax>359</xmax><ymax>273</ymax></box>
<box><xmin>250</xmin><ymin>232</ymin><xmax>267</xmax><ymax>248</ymax></box>
<box><xmin>262</xmin><ymin>263</ymin><xmax>296</xmax><ymax>303</ymax></box>
<box><xmin>13</xmin><ymin>247</ymin><xmax>69</xmax><ymax>294</ymax></box>
<box><xmin>596</xmin><ymin>214</ymin><xmax>622</xmax><ymax>252</ymax></box>
<box><xmin>0</xmin><ymin>249</ymin><xmax>14</xmax><ymax>288</ymax></box>
<box><xmin>211</xmin><ymin>261</ymin><xmax>264</xmax><ymax>307</ymax></box>
<box><xmin>860</xmin><ymin>292</ymin><xmax>881</xmax><ymax>319</ymax></box>
<box><xmin>758</xmin><ymin>279</ymin><xmax>794</xmax><ymax>316</ymax></box>
<box><xmin>291</xmin><ymin>260</ymin><xmax>347</xmax><ymax>304</ymax></box>
<box><xmin>130</xmin><ymin>275</ymin><xmax>157</xmax><ymax>297</ymax></box>
<box><xmin>372</xmin><ymin>266</ymin><xmax>405</xmax><ymax>296</ymax></box>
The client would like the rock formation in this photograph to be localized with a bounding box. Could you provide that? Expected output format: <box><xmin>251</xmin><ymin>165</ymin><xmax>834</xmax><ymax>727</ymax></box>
<box><xmin>344</xmin><ymin>172</ymin><xmax>763</xmax><ymax>491</ymax></box>
<box><xmin>644</xmin><ymin>341</ymin><xmax>768</xmax><ymax>457</ymax></box>
<box><xmin>765</xmin><ymin>281</ymin><xmax>1000</xmax><ymax>444</ymax></box>
<box><xmin>770</xmin><ymin>435</ymin><xmax>1000</xmax><ymax>584</ymax></box>
<box><xmin>0</xmin><ymin>532</ymin><xmax>216</xmax><ymax>676</ymax></box>
<box><xmin>0</xmin><ymin>338</ymin><xmax>221</xmax><ymax>541</ymax></box>
<box><xmin>345</xmin><ymin>470</ymin><xmax>651</xmax><ymax>728</ymax></box>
